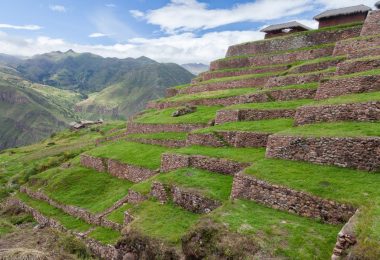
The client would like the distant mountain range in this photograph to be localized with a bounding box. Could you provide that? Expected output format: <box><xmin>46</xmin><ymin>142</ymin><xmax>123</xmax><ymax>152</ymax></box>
<box><xmin>0</xmin><ymin>51</ymin><xmax>195</xmax><ymax>150</ymax></box>
<box><xmin>181</xmin><ymin>63</ymin><xmax>209</xmax><ymax>75</ymax></box>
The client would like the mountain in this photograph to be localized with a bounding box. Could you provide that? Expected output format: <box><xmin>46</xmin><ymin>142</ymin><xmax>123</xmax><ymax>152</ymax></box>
<box><xmin>181</xmin><ymin>63</ymin><xmax>209</xmax><ymax>75</ymax></box>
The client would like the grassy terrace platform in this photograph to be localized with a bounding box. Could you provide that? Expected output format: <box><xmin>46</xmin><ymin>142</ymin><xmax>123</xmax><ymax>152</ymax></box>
<box><xmin>159</xmin><ymin>88</ymin><xmax>258</xmax><ymax>103</ymax></box>
<box><xmin>194</xmin><ymin>71</ymin><xmax>277</xmax><ymax>85</ymax></box>
<box><xmin>134</xmin><ymin>106</ymin><xmax>221</xmax><ymax>124</ymax></box>
<box><xmin>193</xmin><ymin>119</ymin><xmax>294</xmax><ymax>134</ymax></box>
<box><xmin>28</xmin><ymin>165</ymin><xmax>133</xmax><ymax>214</ymax></box>
<box><xmin>311</xmin><ymin>92</ymin><xmax>380</xmax><ymax>106</ymax></box>
<box><xmin>210</xmin><ymin>199</ymin><xmax>341</xmax><ymax>259</ymax></box>
<box><xmin>278</xmin><ymin>122</ymin><xmax>380</xmax><ymax>137</ymax></box>
<box><xmin>88</xmin><ymin>227</ymin><xmax>121</xmax><ymax>245</ymax></box>
<box><xmin>332</xmin><ymin>68</ymin><xmax>380</xmax><ymax>79</ymax></box>
<box><xmin>86</xmin><ymin>141</ymin><xmax>173</xmax><ymax>170</ymax></box>
<box><xmin>223</xmin><ymin>99</ymin><xmax>313</xmax><ymax>110</ymax></box>
<box><xmin>127</xmin><ymin>132</ymin><xmax>188</xmax><ymax>141</ymax></box>
<box><xmin>16</xmin><ymin>192</ymin><xmax>92</xmax><ymax>232</ymax></box>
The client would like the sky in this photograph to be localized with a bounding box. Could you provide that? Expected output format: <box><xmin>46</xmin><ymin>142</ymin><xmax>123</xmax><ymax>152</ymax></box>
<box><xmin>0</xmin><ymin>0</ymin><xmax>378</xmax><ymax>64</ymax></box>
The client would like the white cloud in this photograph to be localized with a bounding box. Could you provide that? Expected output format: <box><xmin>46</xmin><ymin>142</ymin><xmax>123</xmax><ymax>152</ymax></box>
<box><xmin>49</xmin><ymin>5</ymin><xmax>66</xmax><ymax>12</ymax></box>
<box><xmin>132</xmin><ymin>0</ymin><xmax>313</xmax><ymax>33</ymax></box>
<box><xmin>0</xmin><ymin>24</ymin><xmax>42</xmax><ymax>30</ymax></box>
<box><xmin>315</xmin><ymin>0</ymin><xmax>377</xmax><ymax>9</ymax></box>
<box><xmin>105</xmin><ymin>4</ymin><xmax>116</xmax><ymax>8</ymax></box>
<box><xmin>0</xmin><ymin>30</ymin><xmax>264</xmax><ymax>64</ymax></box>
<box><xmin>89</xmin><ymin>33</ymin><xmax>108</xmax><ymax>38</ymax></box>
<box><xmin>130</xmin><ymin>10</ymin><xmax>144</xmax><ymax>18</ymax></box>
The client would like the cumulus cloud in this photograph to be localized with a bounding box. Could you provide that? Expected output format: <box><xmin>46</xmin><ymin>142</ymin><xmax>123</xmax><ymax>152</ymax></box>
<box><xmin>0</xmin><ymin>24</ymin><xmax>42</xmax><ymax>30</ymax></box>
<box><xmin>315</xmin><ymin>0</ymin><xmax>377</xmax><ymax>9</ymax></box>
<box><xmin>49</xmin><ymin>5</ymin><xmax>66</xmax><ymax>12</ymax></box>
<box><xmin>105</xmin><ymin>3</ymin><xmax>116</xmax><ymax>8</ymax></box>
<box><xmin>132</xmin><ymin>0</ymin><xmax>313</xmax><ymax>33</ymax></box>
<box><xmin>0</xmin><ymin>30</ymin><xmax>264</xmax><ymax>64</ymax></box>
<box><xmin>89</xmin><ymin>33</ymin><xmax>108</xmax><ymax>38</ymax></box>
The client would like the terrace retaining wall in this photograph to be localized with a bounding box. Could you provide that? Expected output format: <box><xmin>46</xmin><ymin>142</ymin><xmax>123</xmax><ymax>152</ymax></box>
<box><xmin>125</xmin><ymin>137</ymin><xmax>186</xmax><ymax>148</ymax></box>
<box><xmin>160</xmin><ymin>153</ymin><xmax>249</xmax><ymax>175</ymax></box>
<box><xmin>211</xmin><ymin>45</ymin><xmax>335</xmax><ymax>70</ymax></box>
<box><xmin>215</xmin><ymin>109</ymin><xmax>295</xmax><ymax>124</ymax></box>
<box><xmin>360</xmin><ymin>10</ymin><xmax>380</xmax><ymax>36</ymax></box>
<box><xmin>315</xmin><ymin>75</ymin><xmax>380</xmax><ymax>100</ymax></box>
<box><xmin>288</xmin><ymin>59</ymin><xmax>343</xmax><ymax>74</ymax></box>
<box><xmin>230</xmin><ymin>173</ymin><xmax>356</xmax><ymax>224</ymax></box>
<box><xmin>186</xmin><ymin>131</ymin><xmax>270</xmax><ymax>148</ymax></box>
<box><xmin>333</xmin><ymin>35</ymin><xmax>380</xmax><ymax>56</ymax></box>
<box><xmin>126</xmin><ymin>122</ymin><xmax>204</xmax><ymax>133</ymax></box>
<box><xmin>294</xmin><ymin>102</ymin><xmax>380</xmax><ymax>125</ymax></box>
<box><xmin>348</xmin><ymin>46</ymin><xmax>380</xmax><ymax>59</ymax></box>
<box><xmin>336</xmin><ymin>58</ymin><xmax>380</xmax><ymax>75</ymax></box>
<box><xmin>226</xmin><ymin>26</ymin><xmax>361</xmax><ymax>57</ymax></box>
<box><xmin>266</xmin><ymin>135</ymin><xmax>380</xmax><ymax>171</ymax></box>
<box><xmin>264</xmin><ymin>71</ymin><xmax>333</xmax><ymax>88</ymax></box>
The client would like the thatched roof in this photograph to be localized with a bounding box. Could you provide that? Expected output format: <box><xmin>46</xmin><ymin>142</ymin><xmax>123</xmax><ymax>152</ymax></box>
<box><xmin>314</xmin><ymin>5</ymin><xmax>371</xmax><ymax>20</ymax></box>
<box><xmin>376</xmin><ymin>1</ymin><xmax>380</xmax><ymax>9</ymax></box>
<box><xmin>260</xmin><ymin>21</ymin><xmax>311</xmax><ymax>33</ymax></box>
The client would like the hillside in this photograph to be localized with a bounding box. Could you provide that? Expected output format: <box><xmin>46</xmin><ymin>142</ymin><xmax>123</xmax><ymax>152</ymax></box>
<box><xmin>181</xmin><ymin>63</ymin><xmax>209</xmax><ymax>75</ymax></box>
<box><xmin>1</xmin><ymin>10</ymin><xmax>380</xmax><ymax>260</ymax></box>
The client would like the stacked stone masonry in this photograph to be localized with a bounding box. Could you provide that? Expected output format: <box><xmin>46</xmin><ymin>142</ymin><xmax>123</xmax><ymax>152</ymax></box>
<box><xmin>333</xmin><ymin>35</ymin><xmax>380</xmax><ymax>56</ymax></box>
<box><xmin>210</xmin><ymin>45</ymin><xmax>335</xmax><ymax>70</ymax></box>
<box><xmin>266</xmin><ymin>135</ymin><xmax>380</xmax><ymax>171</ymax></box>
<box><xmin>126</xmin><ymin>122</ymin><xmax>204</xmax><ymax>133</ymax></box>
<box><xmin>294</xmin><ymin>102</ymin><xmax>380</xmax><ymax>125</ymax></box>
<box><xmin>215</xmin><ymin>109</ymin><xmax>295</xmax><ymax>124</ymax></box>
<box><xmin>186</xmin><ymin>131</ymin><xmax>270</xmax><ymax>148</ymax></box>
<box><xmin>230</xmin><ymin>173</ymin><xmax>356</xmax><ymax>224</ymax></box>
<box><xmin>336</xmin><ymin>58</ymin><xmax>380</xmax><ymax>75</ymax></box>
<box><xmin>264</xmin><ymin>71</ymin><xmax>333</xmax><ymax>88</ymax></box>
<box><xmin>80</xmin><ymin>154</ymin><xmax>157</xmax><ymax>183</ymax></box>
<box><xmin>315</xmin><ymin>75</ymin><xmax>380</xmax><ymax>100</ymax></box>
<box><xmin>348</xmin><ymin>46</ymin><xmax>380</xmax><ymax>59</ymax></box>
<box><xmin>226</xmin><ymin>26</ymin><xmax>361</xmax><ymax>57</ymax></box>
<box><xmin>288</xmin><ymin>59</ymin><xmax>343</xmax><ymax>74</ymax></box>
<box><xmin>360</xmin><ymin>10</ymin><xmax>380</xmax><ymax>36</ymax></box>
<box><xmin>125</xmin><ymin>137</ymin><xmax>186</xmax><ymax>148</ymax></box>
<box><xmin>151</xmin><ymin>182</ymin><xmax>221</xmax><ymax>214</ymax></box>
<box><xmin>160</xmin><ymin>153</ymin><xmax>249</xmax><ymax>175</ymax></box>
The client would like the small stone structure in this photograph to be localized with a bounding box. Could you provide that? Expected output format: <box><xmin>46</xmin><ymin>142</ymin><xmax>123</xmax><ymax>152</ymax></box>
<box><xmin>314</xmin><ymin>5</ymin><xmax>371</xmax><ymax>28</ymax></box>
<box><xmin>266</xmin><ymin>135</ymin><xmax>380</xmax><ymax>171</ymax></box>
<box><xmin>230</xmin><ymin>173</ymin><xmax>356</xmax><ymax>224</ymax></box>
<box><xmin>294</xmin><ymin>102</ymin><xmax>380</xmax><ymax>125</ymax></box>
<box><xmin>160</xmin><ymin>153</ymin><xmax>249</xmax><ymax>175</ymax></box>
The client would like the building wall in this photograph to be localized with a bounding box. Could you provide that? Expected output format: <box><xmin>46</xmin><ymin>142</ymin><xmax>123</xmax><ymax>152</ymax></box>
<box><xmin>318</xmin><ymin>13</ymin><xmax>368</xmax><ymax>28</ymax></box>
<box><xmin>264</xmin><ymin>28</ymin><xmax>307</xmax><ymax>39</ymax></box>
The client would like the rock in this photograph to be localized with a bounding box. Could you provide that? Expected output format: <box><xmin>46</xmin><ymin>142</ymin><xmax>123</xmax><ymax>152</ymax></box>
<box><xmin>172</xmin><ymin>105</ymin><xmax>197</xmax><ymax>117</ymax></box>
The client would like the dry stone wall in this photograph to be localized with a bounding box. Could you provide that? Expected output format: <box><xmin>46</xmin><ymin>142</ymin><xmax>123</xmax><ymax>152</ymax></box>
<box><xmin>348</xmin><ymin>46</ymin><xmax>380</xmax><ymax>59</ymax></box>
<box><xmin>215</xmin><ymin>109</ymin><xmax>295</xmax><ymax>124</ymax></box>
<box><xmin>264</xmin><ymin>71</ymin><xmax>333</xmax><ymax>88</ymax></box>
<box><xmin>230</xmin><ymin>173</ymin><xmax>356</xmax><ymax>224</ymax></box>
<box><xmin>289</xmin><ymin>59</ymin><xmax>342</xmax><ymax>74</ymax></box>
<box><xmin>294</xmin><ymin>102</ymin><xmax>380</xmax><ymax>125</ymax></box>
<box><xmin>147</xmin><ymin>96</ymin><xmax>243</xmax><ymax>109</ymax></box>
<box><xmin>160</xmin><ymin>153</ymin><xmax>249</xmax><ymax>175</ymax></box>
<box><xmin>126</xmin><ymin>122</ymin><xmax>204</xmax><ymax>133</ymax></box>
<box><xmin>226</xmin><ymin>26</ymin><xmax>361</xmax><ymax>57</ymax></box>
<box><xmin>186</xmin><ymin>131</ymin><xmax>270</xmax><ymax>148</ymax></box>
<box><xmin>333</xmin><ymin>35</ymin><xmax>380</xmax><ymax>56</ymax></box>
<box><xmin>336</xmin><ymin>58</ymin><xmax>380</xmax><ymax>75</ymax></box>
<box><xmin>266</xmin><ymin>135</ymin><xmax>380</xmax><ymax>171</ymax></box>
<box><xmin>315</xmin><ymin>75</ymin><xmax>380</xmax><ymax>100</ymax></box>
<box><xmin>125</xmin><ymin>137</ymin><xmax>186</xmax><ymax>148</ymax></box>
<box><xmin>360</xmin><ymin>10</ymin><xmax>380</xmax><ymax>36</ymax></box>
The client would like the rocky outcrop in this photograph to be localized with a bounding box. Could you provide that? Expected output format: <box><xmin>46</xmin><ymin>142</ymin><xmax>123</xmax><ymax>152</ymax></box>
<box><xmin>315</xmin><ymin>75</ymin><xmax>380</xmax><ymax>100</ymax></box>
<box><xmin>266</xmin><ymin>135</ymin><xmax>380</xmax><ymax>171</ymax></box>
<box><xmin>294</xmin><ymin>102</ymin><xmax>380</xmax><ymax>125</ymax></box>
<box><xmin>160</xmin><ymin>153</ymin><xmax>249</xmax><ymax>175</ymax></box>
<box><xmin>230</xmin><ymin>173</ymin><xmax>356</xmax><ymax>224</ymax></box>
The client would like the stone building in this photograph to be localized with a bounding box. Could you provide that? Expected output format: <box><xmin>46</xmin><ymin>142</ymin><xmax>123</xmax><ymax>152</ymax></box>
<box><xmin>314</xmin><ymin>5</ymin><xmax>372</xmax><ymax>28</ymax></box>
<box><xmin>260</xmin><ymin>21</ymin><xmax>311</xmax><ymax>39</ymax></box>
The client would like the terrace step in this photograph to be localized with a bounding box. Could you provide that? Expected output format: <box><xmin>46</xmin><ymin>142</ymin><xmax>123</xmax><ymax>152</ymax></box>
<box><xmin>151</xmin><ymin>181</ymin><xmax>221</xmax><ymax>214</ymax></box>
<box><xmin>160</xmin><ymin>153</ymin><xmax>249</xmax><ymax>175</ymax></box>
<box><xmin>336</xmin><ymin>57</ymin><xmax>380</xmax><ymax>75</ymax></box>
<box><xmin>210</xmin><ymin>45</ymin><xmax>335</xmax><ymax>71</ymax></box>
<box><xmin>186</xmin><ymin>131</ymin><xmax>270</xmax><ymax>148</ymax></box>
<box><xmin>125</xmin><ymin>137</ymin><xmax>186</xmax><ymax>148</ymax></box>
<box><xmin>80</xmin><ymin>154</ymin><xmax>157</xmax><ymax>183</ymax></box>
<box><xmin>215</xmin><ymin>109</ymin><xmax>295</xmax><ymax>124</ymax></box>
<box><xmin>126</xmin><ymin>122</ymin><xmax>205</xmax><ymax>134</ymax></box>
<box><xmin>287</xmin><ymin>58</ymin><xmax>343</xmax><ymax>74</ymax></box>
<box><xmin>149</xmin><ymin>87</ymin><xmax>317</xmax><ymax>110</ymax></box>
<box><xmin>360</xmin><ymin>10</ymin><xmax>380</xmax><ymax>36</ymax></box>
<box><xmin>230</xmin><ymin>172</ymin><xmax>356</xmax><ymax>225</ymax></box>
<box><xmin>264</xmin><ymin>70</ymin><xmax>334</xmax><ymax>88</ymax></box>
<box><xmin>315</xmin><ymin>75</ymin><xmax>380</xmax><ymax>100</ymax></box>
<box><xmin>294</xmin><ymin>101</ymin><xmax>380</xmax><ymax>125</ymax></box>
<box><xmin>348</xmin><ymin>46</ymin><xmax>380</xmax><ymax>59</ymax></box>
<box><xmin>334</xmin><ymin>35</ymin><xmax>380</xmax><ymax>56</ymax></box>
<box><xmin>265</xmin><ymin>135</ymin><xmax>380</xmax><ymax>171</ymax></box>
<box><xmin>226</xmin><ymin>26</ymin><xmax>361</xmax><ymax>57</ymax></box>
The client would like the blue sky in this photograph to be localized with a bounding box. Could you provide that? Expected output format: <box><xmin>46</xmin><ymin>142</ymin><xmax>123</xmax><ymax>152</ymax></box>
<box><xmin>0</xmin><ymin>0</ymin><xmax>377</xmax><ymax>64</ymax></box>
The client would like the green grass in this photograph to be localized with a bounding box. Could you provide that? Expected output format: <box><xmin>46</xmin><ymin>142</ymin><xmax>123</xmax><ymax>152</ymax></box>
<box><xmin>207</xmin><ymin>63</ymin><xmax>292</xmax><ymax>74</ymax></box>
<box><xmin>106</xmin><ymin>203</ymin><xmax>134</xmax><ymax>224</ymax></box>
<box><xmin>161</xmin><ymin>88</ymin><xmax>258</xmax><ymax>103</ymax></box>
<box><xmin>129</xmin><ymin>200</ymin><xmax>200</xmax><ymax>245</ymax></box>
<box><xmin>127</xmin><ymin>132</ymin><xmax>188</xmax><ymax>140</ymax></box>
<box><xmin>344</xmin><ymin>55</ymin><xmax>380</xmax><ymax>63</ymax></box>
<box><xmin>194</xmin><ymin>119</ymin><xmax>294</xmax><ymax>134</ymax></box>
<box><xmin>332</xmin><ymin>68</ymin><xmax>380</xmax><ymax>79</ymax></box>
<box><xmin>211</xmin><ymin>200</ymin><xmax>341</xmax><ymax>260</ymax></box>
<box><xmin>279</xmin><ymin>122</ymin><xmax>380</xmax><ymax>137</ymax></box>
<box><xmin>155</xmin><ymin>168</ymin><xmax>233</xmax><ymax>201</ymax></box>
<box><xmin>176</xmin><ymin>146</ymin><xmax>265</xmax><ymax>163</ymax></box>
<box><xmin>134</xmin><ymin>106</ymin><xmax>220</xmax><ymax>124</ymax></box>
<box><xmin>16</xmin><ymin>192</ymin><xmax>92</xmax><ymax>232</ymax></box>
<box><xmin>86</xmin><ymin>141</ymin><xmax>172</xmax><ymax>169</ymax></box>
<box><xmin>88</xmin><ymin>227</ymin><xmax>121</xmax><ymax>245</ymax></box>
<box><xmin>29</xmin><ymin>166</ymin><xmax>133</xmax><ymax>213</ymax></box>
<box><xmin>223</xmin><ymin>99</ymin><xmax>313</xmax><ymax>110</ymax></box>
<box><xmin>312</xmin><ymin>92</ymin><xmax>380</xmax><ymax>106</ymax></box>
